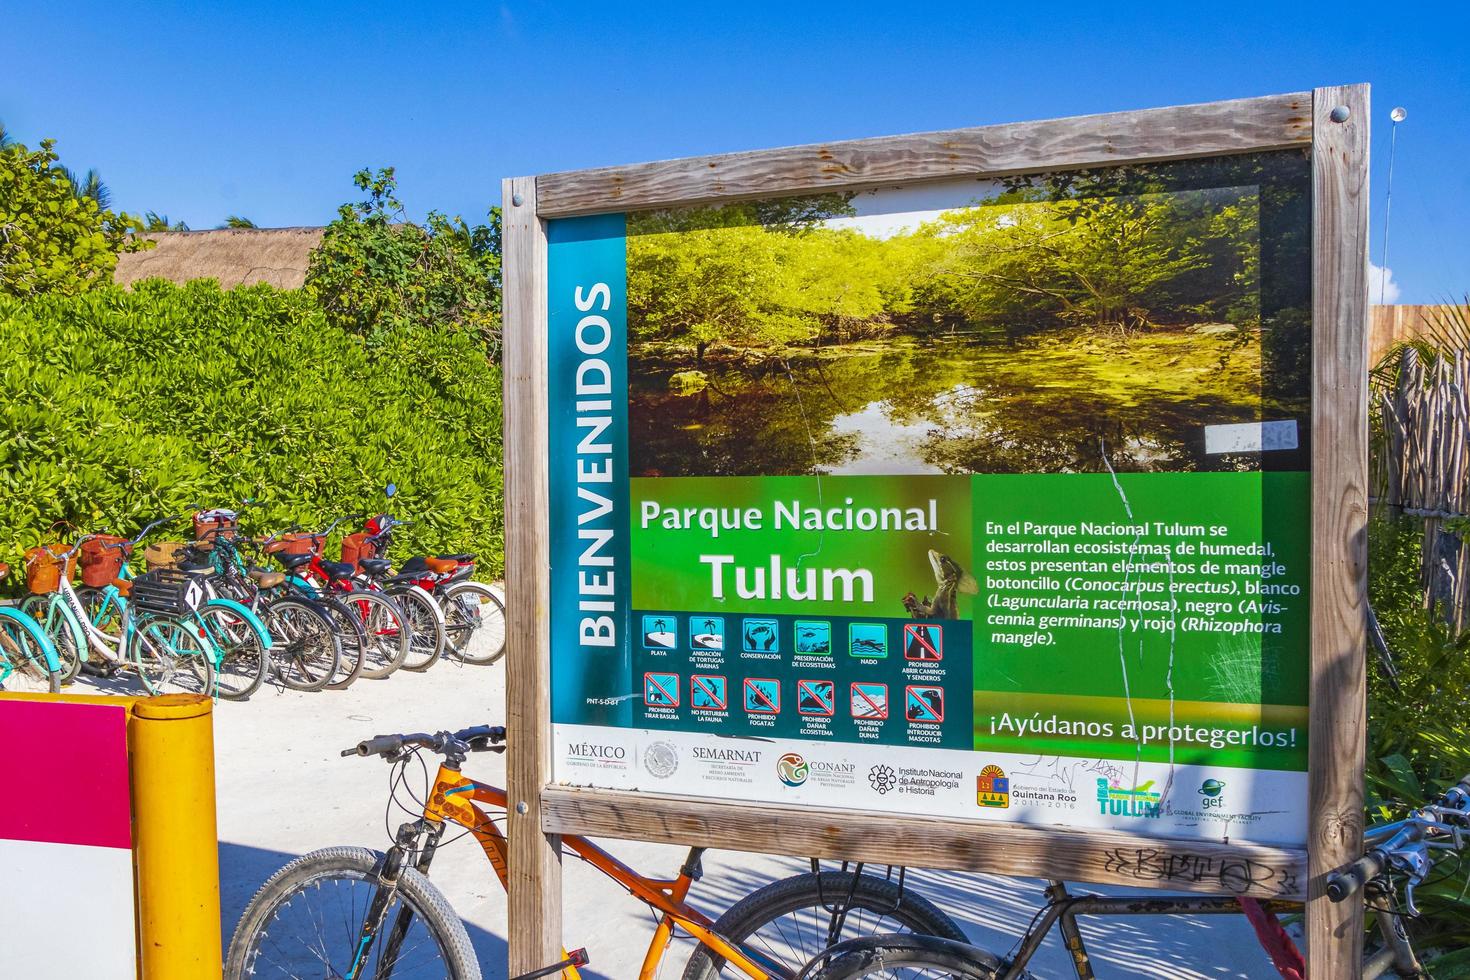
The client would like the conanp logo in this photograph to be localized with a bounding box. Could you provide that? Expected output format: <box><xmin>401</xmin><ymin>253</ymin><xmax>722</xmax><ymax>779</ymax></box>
<box><xmin>776</xmin><ymin>752</ymin><xmax>809</xmax><ymax>787</ymax></box>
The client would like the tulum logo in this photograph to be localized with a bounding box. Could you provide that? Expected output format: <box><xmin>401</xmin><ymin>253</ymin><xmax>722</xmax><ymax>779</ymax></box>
<box><xmin>776</xmin><ymin>752</ymin><xmax>809</xmax><ymax>787</ymax></box>
<box><xmin>642</xmin><ymin>741</ymin><xmax>679</xmax><ymax>779</ymax></box>
<box><xmin>868</xmin><ymin>764</ymin><xmax>897</xmax><ymax>794</ymax></box>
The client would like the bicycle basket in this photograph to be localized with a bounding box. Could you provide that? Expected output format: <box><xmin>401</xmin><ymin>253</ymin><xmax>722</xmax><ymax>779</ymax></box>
<box><xmin>194</xmin><ymin>509</ymin><xmax>238</xmax><ymax>543</ymax></box>
<box><xmin>267</xmin><ymin>532</ymin><xmax>322</xmax><ymax>557</ymax></box>
<box><xmin>340</xmin><ymin>532</ymin><xmax>376</xmax><ymax>569</ymax></box>
<box><xmin>23</xmin><ymin>544</ymin><xmax>73</xmax><ymax>594</ymax></box>
<box><xmin>144</xmin><ymin>540</ymin><xmax>190</xmax><ymax>570</ymax></box>
<box><xmin>79</xmin><ymin>534</ymin><xmax>131</xmax><ymax>587</ymax></box>
<box><xmin>129</xmin><ymin>569</ymin><xmax>193</xmax><ymax>616</ymax></box>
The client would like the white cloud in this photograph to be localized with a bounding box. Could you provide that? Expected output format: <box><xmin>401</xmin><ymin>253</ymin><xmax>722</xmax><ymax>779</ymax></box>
<box><xmin>1370</xmin><ymin>262</ymin><xmax>1401</xmax><ymax>304</ymax></box>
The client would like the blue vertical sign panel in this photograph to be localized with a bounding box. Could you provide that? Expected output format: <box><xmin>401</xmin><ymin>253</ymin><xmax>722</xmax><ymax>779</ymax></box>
<box><xmin>547</xmin><ymin>214</ymin><xmax>630</xmax><ymax>726</ymax></box>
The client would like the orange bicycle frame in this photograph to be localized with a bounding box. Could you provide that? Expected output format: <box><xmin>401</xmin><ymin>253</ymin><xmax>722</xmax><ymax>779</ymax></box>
<box><xmin>423</xmin><ymin>763</ymin><xmax>779</xmax><ymax>979</ymax></box>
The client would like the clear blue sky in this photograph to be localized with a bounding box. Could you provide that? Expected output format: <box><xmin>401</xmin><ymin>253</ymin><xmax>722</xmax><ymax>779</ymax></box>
<box><xmin>4</xmin><ymin>1</ymin><xmax>1467</xmax><ymax>302</ymax></box>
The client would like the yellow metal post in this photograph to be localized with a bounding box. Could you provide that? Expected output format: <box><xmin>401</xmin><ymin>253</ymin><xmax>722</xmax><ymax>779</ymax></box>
<box><xmin>130</xmin><ymin>693</ymin><xmax>221</xmax><ymax>979</ymax></box>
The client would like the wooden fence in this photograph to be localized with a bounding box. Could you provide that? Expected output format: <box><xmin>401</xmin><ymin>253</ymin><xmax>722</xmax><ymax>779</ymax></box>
<box><xmin>1376</xmin><ymin>342</ymin><xmax>1470</xmax><ymax>631</ymax></box>
<box><xmin>1371</xmin><ymin>304</ymin><xmax>1468</xmax><ymax>367</ymax></box>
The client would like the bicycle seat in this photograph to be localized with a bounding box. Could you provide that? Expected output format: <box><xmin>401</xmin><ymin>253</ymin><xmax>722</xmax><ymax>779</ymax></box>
<box><xmin>179</xmin><ymin>561</ymin><xmax>215</xmax><ymax>576</ymax></box>
<box><xmin>442</xmin><ymin>553</ymin><xmax>474</xmax><ymax>563</ymax></box>
<box><xmin>320</xmin><ymin>560</ymin><xmax>356</xmax><ymax>581</ymax></box>
<box><xmin>359</xmin><ymin>558</ymin><xmax>392</xmax><ymax>576</ymax></box>
<box><xmin>424</xmin><ymin>556</ymin><xmax>457</xmax><ymax>575</ymax></box>
<box><xmin>248</xmin><ymin>568</ymin><xmax>286</xmax><ymax>589</ymax></box>
<box><xmin>275</xmin><ymin>552</ymin><xmax>312</xmax><ymax>570</ymax></box>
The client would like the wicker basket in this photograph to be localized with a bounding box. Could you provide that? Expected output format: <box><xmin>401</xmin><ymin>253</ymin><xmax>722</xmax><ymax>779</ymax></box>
<box><xmin>79</xmin><ymin>535</ymin><xmax>131</xmax><ymax>587</ymax></box>
<box><xmin>194</xmin><ymin>509</ymin><xmax>238</xmax><ymax>544</ymax></box>
<box><xmin>24</xmin><ymin>544</ymin><xmax>74</xmax><ymax>594</ymax></box>
<box><xmin>144</xmin><ymin>540</ymin><xmax>190</xmax><ymax>570</ymax></box>
<box><xmin>341</xmin><ymin>532</ymin><xmax>376</xmax><ymax>570</ymax></box>
<box><xmin>266</xmin><ymin>533</ymin><xmax>322</xmax><ymax>557</ymax></box>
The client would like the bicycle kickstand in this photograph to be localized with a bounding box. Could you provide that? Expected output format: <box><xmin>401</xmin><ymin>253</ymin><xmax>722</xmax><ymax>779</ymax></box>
<box><xmin>510</xmin><ymin>947</ymin><xmax>589</xmax><ymax>980</ymax></box>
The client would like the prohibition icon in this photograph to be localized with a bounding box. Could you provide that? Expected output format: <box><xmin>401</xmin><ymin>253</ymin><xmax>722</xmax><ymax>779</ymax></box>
<box><xmin>643</xmin><ymin>671</ymin><xmax>680</xmax><ymax>707</ymax></box>
<box><xmin>797</xmin><ymin>679</ymin><xmax>836</xmax><ymax>716</ymax></box>
<box><xmin>690</xmin><ymin>674</ymin><xmax>728</xmax><ymax>711</ymax></box>
<box><xmin>849</xmin><ymin>682</ymin><xmax>889</xmax><ymax>720</ymax></box>
<box><xmin>744</xmin><ymin>678</ymin><xmax>781</xmax><ymax>714</ymax></box>
<box><xmin>903</xmin><ymin>623</ymin><xmax>943</xmax><ymax>661</ymax></box>
<box><xmin>905</xmin><ymin>685</ymin><xmax>944</xmax><ymax>722</ymax></box>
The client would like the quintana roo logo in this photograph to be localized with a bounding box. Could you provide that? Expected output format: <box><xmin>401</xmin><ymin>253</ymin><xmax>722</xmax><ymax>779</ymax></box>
<box><xmin>776</xmin><ymin>752</ymin><xmax>809</xmax><ymax>787</ymax></box>
<box><xmin>642</xmin><ymin>741</ymin><xmax>679</xmax><ymax>779</ymax></box>
<box><xmin>868</xmin><ymin>765</ymin><xmax>898</xmax><ymax>795</ymax></box>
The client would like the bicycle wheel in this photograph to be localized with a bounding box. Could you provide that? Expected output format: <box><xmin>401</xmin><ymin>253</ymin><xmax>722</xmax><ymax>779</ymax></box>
<box><xmin>440</xmin><ymin>582</ymin><xmax>505</xmax><ymax>666</ymax></box>
<box><xmin>345</xmin><ymin>590</ymin><xmax>411</xmax><ymax>680</ymax></box>
<box><xmin>799</xmin><ymin>934</ymin><xmax>1005</xmax><ymax>979</ymax></box>
<box><xmin>312</xmin><ymin>594</ymin><xmax>367</xmax><ymax>690</ymax></box>
<box><xmin>225</xmin><ymin>846</ymin><xmax>480</xmax><ymax>980</ymax></box>
<box><xmin>682</xmin><ymin>871</ymin><xmax>970</xmax><ymax>980</ymax></box>
<box><xmin>0</xmin><ymin>617</ymin><xmax>61</xmax><ymax>693</ymax></box>
<box><xmin>392</xmin><ymin>586</ymin><xmax>446</xmax><ymax>672</ymax></box>
<box><xmin>19</xmin><ymin>594</ymin><xmax>83</xmax><ymax>684</ymax></box>
<box><xmin>262</xmin><ymin>597</ymin><xmax>340</xmax><ymax>692</ymax></box>
<box><xmin>191</xmin><ymin>605</ymin><xmax>269</xmax><ymax>700</ymax></box>
<box><xmin>75</xmin><ymin>586</ymin><xmax>125</xmax><ymax>636</ymax></box>
<box><xmin>130</xmin><ymin>614</ymin><xmax>215</xmax><ymax>696</ymax></box>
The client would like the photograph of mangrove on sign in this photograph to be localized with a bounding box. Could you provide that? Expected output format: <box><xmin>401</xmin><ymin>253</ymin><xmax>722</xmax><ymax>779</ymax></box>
<box><xmin>626</xmin><ymin>153</ymin><xmax>1311</xmax><ymax>478</ymax></box>
<box><xmin>546</xmin><ymin>150</ymin><xmax>1314</xmax><ymax>850</ymax></box>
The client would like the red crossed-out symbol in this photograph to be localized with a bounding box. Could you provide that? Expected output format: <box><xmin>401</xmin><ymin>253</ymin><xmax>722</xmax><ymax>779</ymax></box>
<box><xmin>644</xmin><ymin>672</ymin><xmax>679</xmax><ymax>707</ymax></box>
<box><xmin>850</xmin><ymin>682</ymin><xmax>889</xmax><ymax>719</ymax></box>
<box><xmin>691</xmin><ymin>674</ymin><xmax>727</xmax><ymax>711</ymax></box>
<box><xmin>797</xmin><ymin>679</ymin><xmax>835</xmax><ymax>716</ymax></box>
<box><xmin>903</xmin><ymin>623</ymin><xmax>942</xmax><ymax>661</ymax></box>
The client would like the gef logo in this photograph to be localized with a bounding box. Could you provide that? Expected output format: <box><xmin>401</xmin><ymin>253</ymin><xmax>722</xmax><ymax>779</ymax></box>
<box><xmin>1198</xmin><ymin>778</ymin><xmax>1226</xmax><ymax>809</ymax></box>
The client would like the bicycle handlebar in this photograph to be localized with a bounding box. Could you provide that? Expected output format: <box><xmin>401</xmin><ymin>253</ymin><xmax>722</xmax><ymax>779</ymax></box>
<box><xmin>1327</xmin><ymin>772</ymin><xmax>1470</xmax><ymax>903</ymax></box>
<box><xmin>340</xmin><ymin>725</ymin><xmax>506</xmax><ymax>760</ymax></box>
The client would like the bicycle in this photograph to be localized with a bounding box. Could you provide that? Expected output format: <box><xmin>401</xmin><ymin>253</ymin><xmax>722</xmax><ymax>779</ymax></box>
<box><xmin>0</xmin><ymin>563</ymin><xmax>66</xmax><ymax>693</ymax></box>
<box><xmin>226</xmin><ymin>724</ymin><xmax>967</xmax><ymax>979</ymax></box>
<box><xmin>352</xmin><ymin>506</ymin><xmax>506</xmax><ymax>667</ymax></box>
<box><xmin>795</xmin><ymin>774</ymin><xmax>1470</xmax><ymax>979</ymax></box>
<box><xmin>263</xmin><ymin>521</ymin><xmax>411</xmax><ymax>680</ymax></box>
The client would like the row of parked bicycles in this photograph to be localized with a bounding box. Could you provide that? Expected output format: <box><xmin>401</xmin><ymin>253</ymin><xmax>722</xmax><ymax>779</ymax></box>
<box><xmin>0</xmin><ymin>487</ymin><xmax>505</xmax><ymax>699</ymax></box>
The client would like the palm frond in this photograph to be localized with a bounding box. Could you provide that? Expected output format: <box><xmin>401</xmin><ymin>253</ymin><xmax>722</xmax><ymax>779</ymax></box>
<box><xmin>220</xmin><ymin>215</ymin><xmax>257</xmax><ymax>229</ymax></box>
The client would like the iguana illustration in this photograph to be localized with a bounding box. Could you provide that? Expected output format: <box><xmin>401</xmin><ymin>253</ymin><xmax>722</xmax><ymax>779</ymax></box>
<box><xmin>902</xmin><ymin>549</ymin><xmax>978</xmax><ymax>620</ymax></box>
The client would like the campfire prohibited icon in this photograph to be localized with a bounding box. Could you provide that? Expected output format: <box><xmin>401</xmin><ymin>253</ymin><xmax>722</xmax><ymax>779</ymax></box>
<box><xmin>744</xmin><ymin>678</ymin><xmax>781</xmax><ymax>714</ymax></box>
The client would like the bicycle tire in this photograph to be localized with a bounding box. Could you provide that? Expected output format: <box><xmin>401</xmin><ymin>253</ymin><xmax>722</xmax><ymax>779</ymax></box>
<box><xmin>391</xmin><ymin>584</ymin><xmax>447</xmax><ymax>671</ymax></box>
<box><xmin>0</xmin><ymin>615</ymin><xmax>61</xmax><ymax>693</ymax></box>
<box><xmin>261</xmin><ymin>596</ymin><xmax>339</xmax><ymax>692</ymax></box>
<box><xmin>682</xmin><ymin>871</ymin><xmax>969</xmax><ymax>980</ymax></box>
<box><xmin>440</xmin><ymin>582</ymin><xmax>506</xmax><ymax>665</ymax></box>
<box><xmin>225</xmin><ymin>846</ymin><xmax>480</xmax><ymax>980</ymax></box>
<box><xmin>130</xmin><ymin>613</ymin><xmax>216</xmax><ymax>696</ymax></box>
<box><xmin>313</xmin><ymin>593</ymin><xmax>368</xmax><ymax>690</ymax></box>
<box><xmin>799</xmin><ymin>934</ymin><xmax>1005</xmax><ymax>979</ymax></box>
<box><xmin>343</xmin><ymin>590</ymin><xmax>411</xmax><ymax>679</ymax></box>
<box><xmin>19</xmin><ymin>594</ymin><xmax>82</xmax><ymax>683</ymax></box>
<box><xmin>191</xmin><ymin>604</ymin><xmax>269</xmax><ymax>700</ymax></box>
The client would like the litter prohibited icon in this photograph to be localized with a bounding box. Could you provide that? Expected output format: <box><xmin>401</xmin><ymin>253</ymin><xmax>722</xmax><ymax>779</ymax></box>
<box><xmin>690</xmin><ymin>674</ymin><xmax>728</xmax><ymax>711</ymax></box>
<box><xmin>644</xmin><ymin>671</ymin><xmax>680</xmax><ymax>707</ymax></box>
<box><xmin>903</xmin><ymin>624</ymin><xmax>943</xmax><ymax>661</ymax></box>
<box><xmin>905</xmin><ymin>685</ymin><xmax>944</xmax><ymax>722</ymax></box>
<box><xmin>850</xmin><ymin>682</ymin><xmax>889</xmax><ymax>720</ymax></box>
<box><xmin>797</xmin><ymin>679</ymin><xmax>836</xmax><ymax>716</ymax></box>
<box><xmin>744</xmin><ymin>678</ymin><xmax>781</xmax><ymax>714</ymax></box>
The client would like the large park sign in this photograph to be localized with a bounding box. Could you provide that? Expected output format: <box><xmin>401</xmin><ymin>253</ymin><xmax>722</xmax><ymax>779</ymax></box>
<box><xmin>502</xmin><ymin>86</ymin><xmax>1370</xmax><ymax>977</ymax></box>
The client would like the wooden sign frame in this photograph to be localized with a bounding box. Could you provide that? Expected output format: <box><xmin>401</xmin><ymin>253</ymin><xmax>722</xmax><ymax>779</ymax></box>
<box><xmin>502</xmin><ymin>85</ymin><xmax>1369</xmax><ymax>977</ymax></box>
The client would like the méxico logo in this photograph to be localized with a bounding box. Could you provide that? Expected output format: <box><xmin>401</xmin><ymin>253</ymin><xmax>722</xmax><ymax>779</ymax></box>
<box><xmin>776</xmin><ymin>752</ymin><xmax>809</xmax><ymax>787</ymax></box>
<box><xmin>977</xmin><ymin>765</ymin><xmax>1010</xmax><ymax>808</ymax></box>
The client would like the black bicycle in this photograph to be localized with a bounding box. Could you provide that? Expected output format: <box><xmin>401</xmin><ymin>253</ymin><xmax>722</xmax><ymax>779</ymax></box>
<box><xmin>797</xmin><ymin>775</ymin><xmax>1470</xmax><ymax>979</ymax></box>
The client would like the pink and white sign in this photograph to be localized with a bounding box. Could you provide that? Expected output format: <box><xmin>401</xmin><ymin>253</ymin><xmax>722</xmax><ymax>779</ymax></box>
<box><xmin>0</xmin><ymin>699</ymin><xmax>136</xmax><ymax>978</ymax></box>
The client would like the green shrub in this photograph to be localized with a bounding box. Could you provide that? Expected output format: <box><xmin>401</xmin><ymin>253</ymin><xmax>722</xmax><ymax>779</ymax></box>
<box><xmin>0</xmin><ymin>279</ymin><xmax>503</xmax><ymax>578</ymax></box>
<box><xmin>1367</xmin><ymin>511</ymin><xmax>1470</xmax><ymax>961</ymax></box>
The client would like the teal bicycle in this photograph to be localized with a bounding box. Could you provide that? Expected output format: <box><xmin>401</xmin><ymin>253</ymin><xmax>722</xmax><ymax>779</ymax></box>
<box><xmin>0</xmin><ymin>563</ymin><xmax>65</xmax><ymax>693</ymax></box>
<box><xmin>22</xmin><ymin>527</ymin><xmax>274</xmax><ymax>699</ymax></box>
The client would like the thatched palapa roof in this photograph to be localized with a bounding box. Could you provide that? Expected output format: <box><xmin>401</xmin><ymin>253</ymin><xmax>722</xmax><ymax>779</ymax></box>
<box><xmin>113</xmin><ymin>227</ymin><xmax>325</xmax><ymax>290</ymax></box>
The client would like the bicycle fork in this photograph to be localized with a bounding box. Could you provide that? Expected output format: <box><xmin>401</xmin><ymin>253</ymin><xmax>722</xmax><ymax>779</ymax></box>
<box><xmin>348</xmin><ymin>821</ymin><xmax>443</xmax><ymax>979</ymax></box>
